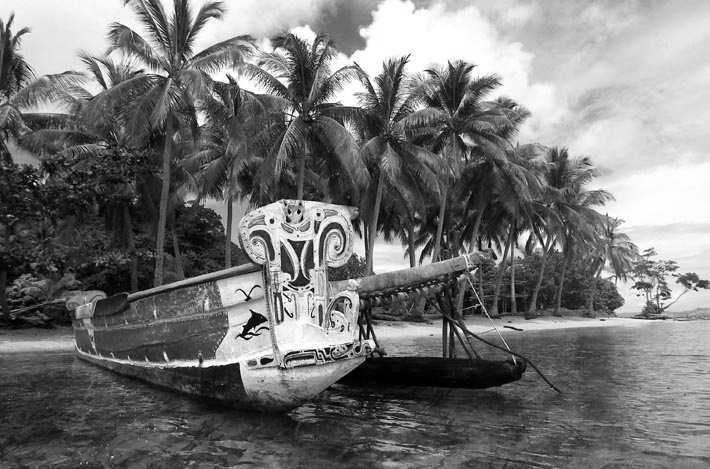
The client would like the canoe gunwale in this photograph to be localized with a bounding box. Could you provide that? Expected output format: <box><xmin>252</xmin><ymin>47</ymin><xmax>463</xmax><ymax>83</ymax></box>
<box><xmin>126</xmin><ymin>262</ymin><xmax>261</xmax><ymax>302</ymax></box>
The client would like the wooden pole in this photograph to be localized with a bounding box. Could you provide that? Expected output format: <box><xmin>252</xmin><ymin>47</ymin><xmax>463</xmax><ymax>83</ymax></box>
<box><xmin>442</xmin><ymin>314</ymin><xmax>449</xmax><ymax>358</ymax></box>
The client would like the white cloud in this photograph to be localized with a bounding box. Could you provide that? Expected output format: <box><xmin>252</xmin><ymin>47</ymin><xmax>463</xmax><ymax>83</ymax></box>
<box><xmin>598</xmin><ymin>162</ymin><xmax>710</xmax><ymax>227</ymax></box>
<box><xmin>345</xmin><ymin>0</ymin><xmax>563</xmax><ymax>136</ymax></box>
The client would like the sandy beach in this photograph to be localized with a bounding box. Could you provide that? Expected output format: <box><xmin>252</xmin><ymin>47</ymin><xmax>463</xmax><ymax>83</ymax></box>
<box><xmin>374</xmin><ymin>315</ymin><xmax>656</xmax><ymax>342</ymax></box>
<box><xmin>0</xmin><ymin>316</ymin><xmax>657</xmax><ymax>355</ymax></box>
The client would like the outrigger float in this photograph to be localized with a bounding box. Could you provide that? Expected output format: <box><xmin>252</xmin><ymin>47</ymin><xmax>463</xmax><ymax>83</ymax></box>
<box><xmin>67</xmin><ymin>200</ymin><xmax>526</xmax><ymax>411</ymax></box>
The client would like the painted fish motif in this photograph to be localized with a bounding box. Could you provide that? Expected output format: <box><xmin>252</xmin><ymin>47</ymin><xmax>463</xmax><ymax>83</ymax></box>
<box><xmin>237</xmin><ymin>309</ymin><xmax>269</xmax><ymax>340</ymax></box>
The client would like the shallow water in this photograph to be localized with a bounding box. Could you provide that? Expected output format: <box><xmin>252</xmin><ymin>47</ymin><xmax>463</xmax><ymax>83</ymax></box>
<box><xmin>1</xmin><ymin>321</ymin><xmax>709</xmax><ymax>468</ymax></box>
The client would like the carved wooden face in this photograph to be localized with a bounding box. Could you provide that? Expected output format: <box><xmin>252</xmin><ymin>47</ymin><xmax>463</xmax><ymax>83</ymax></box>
<box><xmin>283</xmin><ymin>201</ymin><xmax>304</xmax><ymax>225</ymax></box>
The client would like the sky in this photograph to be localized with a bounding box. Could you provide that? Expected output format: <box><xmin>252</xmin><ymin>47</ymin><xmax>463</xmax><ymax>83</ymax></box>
<box><xmin>3</xmin><ymin>0</ymin><xmax>709</xmax><ymax>312</ymax></box>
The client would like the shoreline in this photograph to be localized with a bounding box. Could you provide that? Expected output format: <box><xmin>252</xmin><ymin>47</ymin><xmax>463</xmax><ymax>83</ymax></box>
<box><xmin>0</xmin><ymin>316</ymin><xmax>661</xmax><ymax>354</ymax></box>
<box><xmin>373</xmin><ymin>315</ymin><xmax>658</xmax><ymax>342</ymax></box>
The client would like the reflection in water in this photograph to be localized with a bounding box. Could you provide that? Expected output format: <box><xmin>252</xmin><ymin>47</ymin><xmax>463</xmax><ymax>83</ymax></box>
<box><xmin>1</xmin><ymin>322</ymin><xmax>709</xmax><ymax>467</ymax></box>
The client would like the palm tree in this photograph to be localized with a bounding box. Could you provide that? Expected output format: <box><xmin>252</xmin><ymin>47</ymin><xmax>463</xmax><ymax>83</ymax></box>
<box><xmin>550</xmin><ymin>164</ymin><xmax>612</xmax><ymax>315</ymax></box>
<box><xmin>0</xmin><ymin>14</ymin><xmax>84</xmax><ymax>163</ymax></box>
<box><xmin>584</xmin><ymin>215</ymin><xmax>638</xmax><ymax>312</ymax></box>
<box><xmin>106</xmin><ymin>0</ymin><xmax>253</xmax><ymax>286</ymax></box>
<box><xmin>237</xmin><ymin>32</ymin><xmax>368</xmax><ymax>201</ymax></box>
<box><xmin>527</xmin><ymin>147</ymin><xmax>593</xmax><ymax>315</ymax></box>
<box><xmin>19</xmin><ymin>53</ymin><xmax>146</xmax><ymax>290</ymax></box>
<box><xmin>0</xmin><ymin>14</ymin><xmax>32</xmax><ymax>100</ymax></box>
<box><xmin>351</xmin><ymin>56</ymin><xmax>440</xmax><ymax>273</ymax></box>
<box><xmin>186</xmin><ymin>76</ymin><xmax>282</xmax><ymax>268</ymax></box>
<box><xmin>481</xmin><ymin>143</ymin><xmax>545</xmax><ymax>316</ymax></box>
<box><xmin>406</xmin><ymin>60</ymin><xmax>507</xmax><ymax>262</ymax></box>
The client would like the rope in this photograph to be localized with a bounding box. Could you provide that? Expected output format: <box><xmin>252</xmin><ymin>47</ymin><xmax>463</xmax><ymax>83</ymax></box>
<box><xmin>455</xmin><ymin>263</ymin><xmax>563</xmax><ymax>394</ymax></box>
<box><xmin>443</xmin><ymin>310</ymin><xmax>563</xmax><ymax>394</ymax></box>
<box><xmin>464</xmin><ymin>273</ymin><xmax>516</xmax><ymax>364</ymax></box>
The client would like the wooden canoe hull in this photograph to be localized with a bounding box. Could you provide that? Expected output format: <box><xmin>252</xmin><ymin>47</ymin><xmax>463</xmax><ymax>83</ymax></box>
<box><xmin>71</xmin><ymin>262</ymin><xmax>372</xmax><ymax>411</ymax></box>
<box><xmin>77</xmin><ymin>351</ymin><xmax>365</xmax><ymax>411</ymax></box>
<box><xmin>338</xmin><ymin>356</ymin><xmax>526</xmax><ymax>389</ymax></box>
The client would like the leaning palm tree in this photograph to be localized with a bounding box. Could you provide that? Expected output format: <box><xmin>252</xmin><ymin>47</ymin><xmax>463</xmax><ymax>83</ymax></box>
<box><xmin>237</xmin><ymin>31</ymin><xmax>369</xmax><ymax>201</ymax></box>
<box><xmin>584</xmin><ymin>215</ymin><xmax>638</xmax><ymax>312</ymax></box>
<box><xmin>351</xmin><ymin>56</ymin><xmax>440</xmax><ymax>273</ymax></box>
<box><xmin>406</xmin><ymin>61</ymin><xmax>512</xmax><ymax>262</ymax></box>
<box><xmin>106</xmin><ymin>0</ymin><xmax>253</xmax><ymax>286</ymax></box>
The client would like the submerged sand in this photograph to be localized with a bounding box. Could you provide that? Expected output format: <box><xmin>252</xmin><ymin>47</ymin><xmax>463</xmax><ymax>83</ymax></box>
<box><xmin>0</xmin><ymin>317</ymin><xmax>656</xmax><ymax>354</ymax></box>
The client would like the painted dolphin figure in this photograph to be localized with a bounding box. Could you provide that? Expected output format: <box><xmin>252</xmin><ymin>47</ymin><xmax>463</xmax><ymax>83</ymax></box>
<box><xmin>237</xmin><ymin>309</ymin><xmax>269</xmax><ymax>340</ymax></box>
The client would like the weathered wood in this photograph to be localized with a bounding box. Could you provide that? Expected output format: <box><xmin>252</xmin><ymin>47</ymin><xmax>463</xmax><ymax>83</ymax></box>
<box><xmin>339</xmin><ymin>356</ymin><xmax>527</xmax><ymax>389</ymax></box>
<box><xmin>127</xmin><ymin>262</ymin><xmax>261</xmax><ymax>302</ymax></box>
<box><xmin>330</xmin><ymin>253</ymin><xmax>480</xmax><ymax>298</ymax></box>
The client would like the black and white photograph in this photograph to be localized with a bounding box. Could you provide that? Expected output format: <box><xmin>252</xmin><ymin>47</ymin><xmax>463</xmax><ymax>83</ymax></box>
<box><xmin>1</xmin><ymin>0</ymin><xmax>709</xmax><ymax>467</ymax></box>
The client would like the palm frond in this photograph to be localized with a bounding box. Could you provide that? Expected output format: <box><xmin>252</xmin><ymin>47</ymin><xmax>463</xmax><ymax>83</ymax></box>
<box><xmin>10</xmin><ymin>71</ymin><xmax>86</xmax><ymax>109</ymax></box>
<box><xmin>314</xmin><ymin>115</ymin><xmax>370</xmax><ymax>190</ymax></box>
<box><xmin>235</xmin><ymin>62</ymin><xmax>289</xmax><ymax>99</ymax></box>
<box><xmin>107</xmin><ymin>23</ymin><xmax>164</xmax><ymax>71</ymax></box>
<box><xmin>188</xmin><ymin>34</ymin><xmax>253</xmax><ymax>74</ymax></box>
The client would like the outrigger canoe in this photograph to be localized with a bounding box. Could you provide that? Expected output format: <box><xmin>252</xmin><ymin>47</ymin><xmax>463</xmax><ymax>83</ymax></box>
<box><xmin>67</xmin><ymin>200</ymin><xmax>525</xmax><ymax>411</ymax></box>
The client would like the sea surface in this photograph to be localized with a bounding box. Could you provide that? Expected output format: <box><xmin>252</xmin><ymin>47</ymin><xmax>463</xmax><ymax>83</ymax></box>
<box><xmin>1</xmin><ymin>321</ymin><xmax>709</xmax><ymax>468</ymax></box>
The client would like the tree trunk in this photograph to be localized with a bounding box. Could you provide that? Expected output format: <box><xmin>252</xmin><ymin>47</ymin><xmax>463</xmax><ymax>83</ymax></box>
<box><xmin>0</xmin><ymin>269</ymin><xmax>8</xmax><ymax>320</ymax></box>
<box><xmin>490</xmin><ymin>226</ymin><xmax>514</xmax><ymax>317</ymax></box>
<box><xmin>407</xmin><ymin>221</ymin><xmax>416</xmax><ymax>268</ymax></box>
<box><xmin>366</xmin><ymin>172</ymin><xmax>385</xmax><ymax>274</ymax></box>
<box><xmin>585</xmin><ymin>265</ymin><xmax>602</xmax><ymax>316</ymax></box>
<box><xmin>153</xmin><ymin>118</ymin><xmax>173</xmax><ymax>287</ymax></box>
<box><xmin>510</xmin><ymin>228</ymin><xmax>517</xmax><ymax>315</ymax></box>
<box><xmin>225</xmin><ymin>197</ymin><xmax>233</xmax><ymax>268</ymax></box>
<box><xmin>478</xmin><ymin>265</ymin><xmax>485</xmax><ymax>312</ymax></box>
<box><xmin>0</xmin><ymin>138</ymin><xmax>13</xmax><ymax>164</ymax></box>
<box><xmin>124</xmin><ymin>204</ymin><xmax>138</xmax><ymax>292</ymax></box>
<box><xmin>527</xmin><ymin>235</ymin><xmax>555</xmax><ymax>316</ymax></box>
<box><xmin>171</xmin><ymin>221</ymin><xmax>185</xmax><ymax>281</ymax></box>
<box><xmin>469</xmin><ymin>206</ymin><xmax>485</xmax><ymax>252</ymax></box>
<box><xmin>296</xmin><ymin>139</ymin><xmax>309</xmax><ymax>200</ymax></box>
<box><xmin>431</xmin><ymin>183</ymin><xmax>449</xmax><ymax>263</ymax></box>
<box><xmin>553</xmin><ymin>250</ymin><xmax>569</xmax><ymax>316</ymax></box>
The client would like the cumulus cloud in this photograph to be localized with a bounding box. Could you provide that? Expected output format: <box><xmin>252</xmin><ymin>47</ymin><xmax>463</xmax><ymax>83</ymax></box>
<box><xmin>345</xmin><ymin>0</ymin><xmax>562</xmax><ymax>139</ymax></box>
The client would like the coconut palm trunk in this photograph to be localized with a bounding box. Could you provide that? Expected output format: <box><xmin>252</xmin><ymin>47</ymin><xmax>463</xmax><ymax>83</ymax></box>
<box><xmin>407</xmin><ymin>222</ymin><xmax>416</xmax><ymax>268</ymax></box>
<box><xmin>123</xmin><ymin>204</ymin><xmax>138</xmax><ymax>292</ymax></box>
<box><xmin>154</xmin><ymin>118</ymin><xmax>173</xmax><ymax>287</ymax></box>
<box><xmin>585</xmin><ymin>264</ymin><xmax>603</xmax><ymax>315</ymax></box>
<box><xmin>296</xmin><ymin>139</ymin><xmax>309</xmax><ymax>200</ymax></box>
<box><xmin>431</xmin><ymin>183</ymin><xmax>448</xmax><ymax>262</ymax></box>
<box><xmin>366</xmin><ymin>171</ymin><xmax>385</xmax><ymax>274</ymax></box>
<box><xmin>490</xmin><ymin>225</ymin><xmax>514</xmax><ymax>317</ymax></box>
<box><xmin>553</xmin><ymin>249</ymin><xmax>570</xmax><ymax>316</ymax></box>
<box><xmin>171</xmin><ymin>221</ymin><xmax>185</xmax><ymax>281</ymax></box>
<box><xmin>225</xmin><ymin>197</ymin><xmax>233</xmax><ymax>268</ymax></box>
<box><xmin>510</xmin><ymin>231</ymin><xmax>517</xmax><ymax>315</ymax></box>
<box><xmin>0</xmin><ymin>268</ymin><xmax>8</xmax><ymax>320</ymax></box>
<box><xmin>469</xmin><ymin>205</ymin><xmax>485</xmax><ymax>252</ymax></box>
<box><xmin>527</xmin><ymin>235</ymin><xmax>555</xmax><ymax>316</ymax></box>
